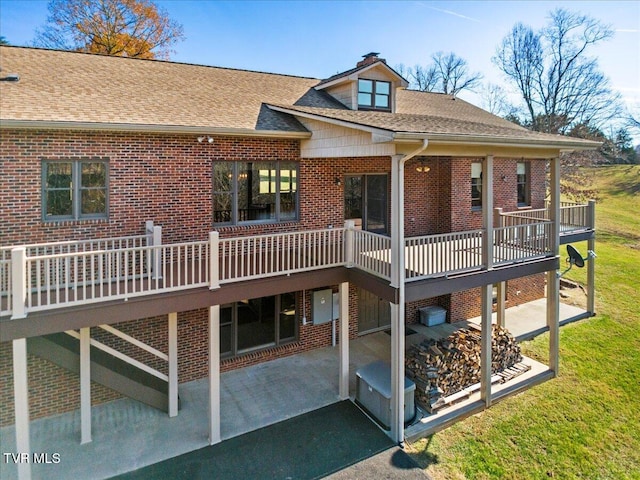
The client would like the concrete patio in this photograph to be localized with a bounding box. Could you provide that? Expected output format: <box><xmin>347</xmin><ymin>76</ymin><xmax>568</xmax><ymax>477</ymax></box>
<box><xmin>0</xmin><ymin>300</ymin><xmax>587</xmax><ymax>480</ymax></box>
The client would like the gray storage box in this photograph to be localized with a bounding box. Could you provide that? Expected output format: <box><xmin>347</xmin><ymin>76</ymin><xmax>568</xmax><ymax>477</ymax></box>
<box><xmin>419</xmin><ymin>306</ymin><xmax>446</xmax><ymax>326</ymax></box>
<box><xmin>355</xmin><ymin>360</ymin><xmax>415</xmax><ymax>430</ymax></box>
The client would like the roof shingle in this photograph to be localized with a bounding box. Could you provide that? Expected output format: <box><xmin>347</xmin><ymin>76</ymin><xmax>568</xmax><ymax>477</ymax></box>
<box><xmin>0</xmin><ymin>46</ymin><xmax>599</xmax><ymax>149</ymax></box>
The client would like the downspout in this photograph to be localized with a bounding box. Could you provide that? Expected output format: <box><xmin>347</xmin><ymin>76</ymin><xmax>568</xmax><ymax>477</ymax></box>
<box><xmin>390</xmin><ymin>138</ymin><xmax>430</xmax><ymax>288</ymax></box>
<box><xmin>390</xmin><ymin>138</ymin><xmax>428</xmax><ymax>445</ymax></box>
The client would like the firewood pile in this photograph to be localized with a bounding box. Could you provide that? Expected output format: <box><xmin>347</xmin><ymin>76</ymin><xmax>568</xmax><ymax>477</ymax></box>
<box><xmin>405</xmin><ymin>324</ymin><xmax>524</xmax><ymax>413</ymax></box>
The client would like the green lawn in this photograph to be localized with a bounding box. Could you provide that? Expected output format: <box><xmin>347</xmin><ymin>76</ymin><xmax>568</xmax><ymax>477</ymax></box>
<box><xmin>408</xmin><ymin>165</ymin><xmax>640</xmax><ymax>479</ymax></box>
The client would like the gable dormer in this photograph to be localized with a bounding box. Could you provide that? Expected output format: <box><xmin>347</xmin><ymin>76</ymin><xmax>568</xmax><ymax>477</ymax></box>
<box><xmin>315</xmin><ymin>53</ymin><xmax>409</xmax><ymax>112</ymax></box>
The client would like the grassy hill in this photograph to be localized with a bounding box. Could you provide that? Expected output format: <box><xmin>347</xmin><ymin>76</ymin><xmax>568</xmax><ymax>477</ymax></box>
<box><xmin>408</xmin><ymin>165</ymin><xmax>640</xmax><ymax>479</ymax></box>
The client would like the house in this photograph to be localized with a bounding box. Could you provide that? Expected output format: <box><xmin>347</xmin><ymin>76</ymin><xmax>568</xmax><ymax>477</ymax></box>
<box><xmin>0</xmin><ymin>47</ymin><xmax>598</xmax><ymax>478</ymax></box>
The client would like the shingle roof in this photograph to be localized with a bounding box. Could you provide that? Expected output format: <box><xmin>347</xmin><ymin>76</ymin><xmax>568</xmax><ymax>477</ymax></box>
<box><xmin>269</xmin><ymin>96</ymin><xmax>591</xmax><ymax>146</ymax></box>
<box><xmin>315</xmin><ymin>58</ymin><xmax>408</xmax><ymax>88</ymax></box>
<box><xmin>0</xmin><ymin>46</ymin><xmax>317</xmax><ymax>132</ymax></box>
<box><xmin>0</xmin><ymin>46</ymin><xmax>598</xmax><ymax>149</ymax></box>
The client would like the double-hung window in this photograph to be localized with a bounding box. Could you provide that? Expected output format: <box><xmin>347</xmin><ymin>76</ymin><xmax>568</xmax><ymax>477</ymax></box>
<box><xmin>357</xmin><ymin>79</ymin><xmax>391</xmax><ymax>110</ymax></box>
<box><xmin>517</xmin><ymin>162</ymin><xmax>530</xmax><ymax>206</ymax></box>
<box><xmin>213</xmin><ymin>160</ymin><xmax>298</xmax><ymax>225</ymax></box>
<box><xmin>42</xmin><ymin>159</ymin><xmax>108</xmax><ymax>221</ymax></box>
<box><xmin>471</xmin><ymin>162</ymin><xmax>482</xmax><ymax>209</ymax></box>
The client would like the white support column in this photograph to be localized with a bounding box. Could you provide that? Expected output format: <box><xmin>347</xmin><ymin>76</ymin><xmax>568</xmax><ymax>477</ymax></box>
<box><xmin>13</xmin><ymin>338</ymin><xmax>31</xmax><ymax>480</ymax></box>
<box><xmin>344</xmin><ymin>220</ymin><xmax>355</xmax><ymax>268</ymax></box>
<box><xmin>587</xmin><ymin>200</ymin><xmax>596</xmax><ymax>315</ymax></box>
<box><xmin>11</xmin><ymin>247</ymin><xmax>27</xmax><ymax>319</ymax></box>
<box><xmin>482</xmin><ymin>156</ymin><xmax>494</xmax><ymax>270</ymax></box>
<box><xmin>168</xmin><ymin>312</ymin><xmax>178</xmax><ymax>418</ymax></box>
<box><xmin>496</xmin><ymin>281</ymin><xmax>506</xmax><ymax>328</ymax></box>
<box><xmin>480</xmin><ymin>284</ymin><xmax>493</xmax><ymax>408</ymax></box>
<box><xmin>209</xmin><ymin>232</ymin><xmax>220</xmax><ymax>290</ymax></box>
<box><xmin>547</xmin><ymin>157</ymin><xmax>561</xmax><ymax>375</ymax></box>
<box><xmin>80</xmin><ymin>327</ymin><xmax>92</xmax><ymax>444</ymax></box>
<box><xmin>152</xmin><ymin>225</ymin><xmax>162</xmax><ymax>279</ymax></box>
<box><xmin>390</xmin><ymin>154</ymin><xmax>406</xmax><ymax>444</ymax></box>
<box><xmin>338</xmin><ymin>282</ymin><xmax>350</xmax><ymax>400</ymax></box>
<box><xmin>208</xmin><ymin>306</ymin><xmax>221</xmax><ymax>445</ymax></box>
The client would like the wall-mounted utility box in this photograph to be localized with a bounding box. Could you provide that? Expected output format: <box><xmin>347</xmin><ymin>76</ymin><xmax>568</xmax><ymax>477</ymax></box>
<box><xmin>419</xmin><ymin>306</ymin><xmax>447</xmax><ymax>327</ymax></box>
<box><xmin>312</xmin><ymin>289</ymin><xmax>333</xmax><ymax>325</ymax></box>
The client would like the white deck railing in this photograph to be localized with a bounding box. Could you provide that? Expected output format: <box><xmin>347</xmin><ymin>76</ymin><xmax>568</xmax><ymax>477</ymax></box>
<box><xmin>405</xmin><ymin>230</ymin><xmax>484</xmax><ymax>280</ymax></box>
<box><xmin>497</xmin><ymin>201</ymin><xmax>594</xmax><ymax>234</ymax></box>
<box><xmin>22</xmin><ymin>241</ymin><xmax>209</xmax><ymax>314</ymax></box>
<box><xmin>1</xmin><ymin>233</ymin><xmax>151</xmax><ymax>318</ymax></box>
<box><xmin>351</xmin><ymin>229</ymin><xmax>392</xmax><ymax>279</ymax></box>
<box><xmin>218</xmin><ymin>228</ymin><xmax>345</xmax><ymax>284</ymax></box>
<box><xmin>493</xmin><ymin>221</ymin><xmax>553</xmax><ymax>265</ymax></box>
<box><xmin>2</xmin><ymin>217</ymin><xmax>565</xmax><ymax>319</ymax></box>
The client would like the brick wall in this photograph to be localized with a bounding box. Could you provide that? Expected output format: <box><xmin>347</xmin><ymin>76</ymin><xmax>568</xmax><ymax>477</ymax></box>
<box><xmin>0</xmin><ymin>129</ymin><xmax>301</xmax><ymax>245</ymax></box>
<box><xmin>0</xmin><ymin>129</ymin><xmax>551</xmax><ymax>425</ymax></box>
<box><xmin>448</xmin><ymin>273</ymin><xmax>546</xmax><ymax>323</ymax></box>
<box><xmin>0</xmin><ymin>341</ymin><xmax>122</xmax><ymax>427</ymax></box>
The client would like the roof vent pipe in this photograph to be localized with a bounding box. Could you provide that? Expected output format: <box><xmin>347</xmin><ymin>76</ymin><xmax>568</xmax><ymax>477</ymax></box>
<box><xmin>0</xmin><ymin>73</ymin><xmax>20</xmax><ymax>82</ymax></box>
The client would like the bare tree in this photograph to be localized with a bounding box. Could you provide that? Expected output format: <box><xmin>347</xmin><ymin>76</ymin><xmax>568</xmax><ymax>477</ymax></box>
<box><xmin>494</xmin><ymin>8</ymin><xmax>621</xmax><ymax>134</ymax></box>
<box><xmin>401</xmin><ymin>52</ymin><xmax>482</xmax><ymax>96</ymax></box>
<box><xmin>34</xmin><ymin>0</ymin><xmax>184</xmax><ymax>59</ymax></box>
<box><xmin>412</xmin><ymin>64</ymin><xmax>440</xmax><ymax>92</ymax></box>
<box><xmin>432</xmin><ymin>52</ymin><xmax>483</xmax><ymax>96</ymax></box>
<box><xmin>480</xmin><ymin>82</ymin><xmax>520</xmax><ymax>118</ymax></box>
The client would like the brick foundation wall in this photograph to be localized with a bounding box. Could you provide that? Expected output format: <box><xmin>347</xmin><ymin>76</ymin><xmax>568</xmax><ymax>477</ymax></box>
<box><xmin>0</xmin><ymin>341</ymin><xmax>123</xmax><ymax>427</ymax></box>
<box><xmin>448</xmin><ymin>273</ymin><xmax>546</xmax><ymax>323</ymax></box>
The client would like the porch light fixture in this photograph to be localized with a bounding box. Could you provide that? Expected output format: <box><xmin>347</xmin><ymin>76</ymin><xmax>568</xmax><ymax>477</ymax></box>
<box><xmin>197</xmin><ymin>136</ymin><xmax>214</xmax><ymax>143</ymax></box>
<box><xmin>415</xmin><ymin>160</ymin><xmax>430</xmax><ymax>173</ymax></box>
<box><xmin>335</xmin><ymin>177</ymin><xmax>342</xmax><ymax>186</ymax></box>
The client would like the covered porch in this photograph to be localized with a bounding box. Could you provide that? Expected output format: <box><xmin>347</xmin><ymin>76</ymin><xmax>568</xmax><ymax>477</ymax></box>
<box><xmin>0</xmin><ymin>299</ymin><xmax>586</xmax><ymax>480</ymax></box>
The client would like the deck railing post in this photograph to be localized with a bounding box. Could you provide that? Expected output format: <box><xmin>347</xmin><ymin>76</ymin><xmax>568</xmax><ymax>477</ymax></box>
<box><xmin>145</xmin><ymin>220</ymin><xmax>154</xmax><ymax>276</ymax></box>
<box><xmin>494</xmin><ymin>207</ymin><xmax>503</xmax><ymax>228</ymax></box>
<box><xmin>11</xmin><ymin>247</ymin><xmax>27</xmax><ymax>319</ymax></box>
<box><xmin>209</xmin><ymin>231</ymin><xmax>220</xmax><ymax>290</ymax></box>
<box><xmin>587</xmin><ymin>200</ymin><xmax>596</xmax><ymax>230</ymax></box>
<box><xmin>152</xmin><ymin>225</ymin><xmax>162</xmax><ymax>280</ymax></box>
<box><xmin>344</xmin><ymin>220</ymin><xmax>355</xmax><ymax>268</ymax></box>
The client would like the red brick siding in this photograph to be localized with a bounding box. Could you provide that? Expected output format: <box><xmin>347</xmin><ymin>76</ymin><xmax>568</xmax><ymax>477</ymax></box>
<box><xmin>0</xmin><ymin>341</ymin><xmax>122</xmax><ymax>427</ymax></box>
<box><xmin>0</xmin><ymin>130</ymin><xmax>300</xmax><ymax>245</ymax></box>
<box><xmin>448</xmin><ymin>273</ymin><xmax>546</xmax><ymax>323</ymax></box>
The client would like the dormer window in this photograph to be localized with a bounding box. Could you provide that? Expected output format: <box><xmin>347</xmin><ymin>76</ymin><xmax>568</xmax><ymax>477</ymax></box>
<box><xmin>358</xmin><ymin>79</ymin><xmax>391</xmax><ymax>111</ymax></box>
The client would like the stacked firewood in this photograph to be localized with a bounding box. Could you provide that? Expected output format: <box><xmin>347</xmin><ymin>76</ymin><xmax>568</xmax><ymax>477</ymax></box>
<box><xmin>405</xmin><ymin>324</ymin><xmax>522</xmax><ymax>412</ymax></box>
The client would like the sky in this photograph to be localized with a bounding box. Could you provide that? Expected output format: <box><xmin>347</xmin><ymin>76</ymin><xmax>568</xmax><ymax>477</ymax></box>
<box><xmin>1</xmin><ymin>0</ymin><xmax>639</xmax><ymax>140</ymax></box>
